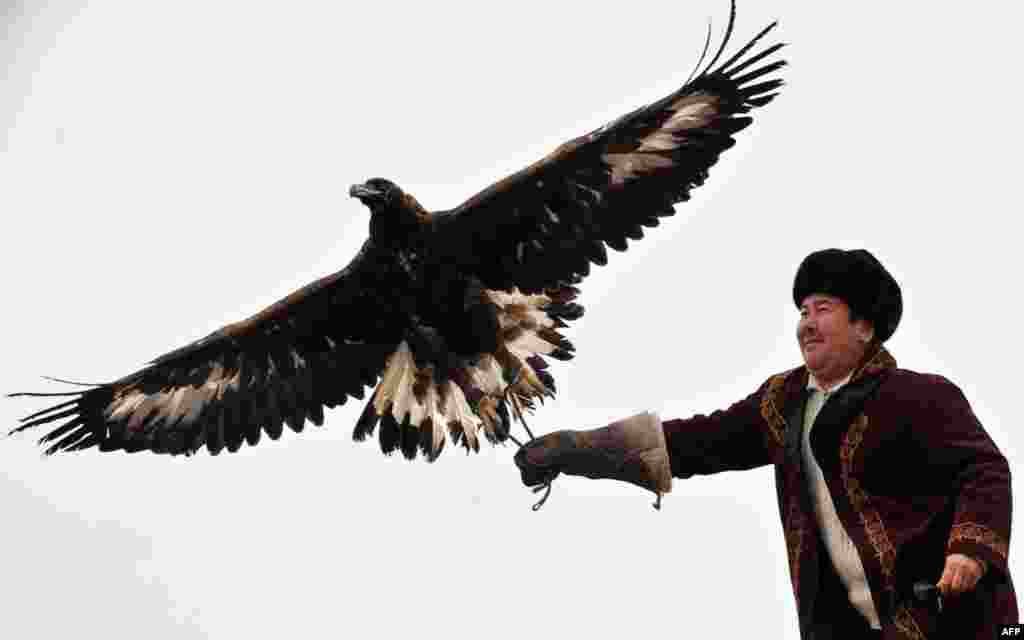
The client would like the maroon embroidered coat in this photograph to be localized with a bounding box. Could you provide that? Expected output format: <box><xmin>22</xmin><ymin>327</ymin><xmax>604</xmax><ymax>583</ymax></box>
<box><xmin>661</xmin><ymin>347</ymin><xmax>1017</xmax><ymax>639</ymax></box>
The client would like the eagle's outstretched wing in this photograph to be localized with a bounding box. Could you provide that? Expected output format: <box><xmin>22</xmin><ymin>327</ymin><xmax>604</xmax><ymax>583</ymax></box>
<box><xmin>10</xmin><ymin>241</ymin><xmax>401</xmax><ymax>456</ymax></box>
<box><xmin>10</xmin><ymin>2</ymin><xmax>786</xmax><ymax>464</ymax></box>
<box><xmin>432</xmin><ymin>6</ymin><xmax>785</xmax><ymax>293</ymax></box>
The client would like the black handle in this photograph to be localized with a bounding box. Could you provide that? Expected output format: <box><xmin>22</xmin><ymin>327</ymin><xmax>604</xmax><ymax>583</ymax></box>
<box><xmin>912</xmin><ymin>581</ymin><xmax>942</xmax><ymax>613</ymax></box>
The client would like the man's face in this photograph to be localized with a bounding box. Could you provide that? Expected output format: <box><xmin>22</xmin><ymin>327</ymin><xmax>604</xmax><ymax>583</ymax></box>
<box><xmin>797</xmin><ymin>293</ymin><xmax>873</xmax><ymax>383</ymax></box>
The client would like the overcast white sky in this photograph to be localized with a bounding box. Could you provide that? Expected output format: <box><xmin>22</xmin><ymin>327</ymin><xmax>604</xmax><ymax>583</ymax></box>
<box><xmin>2</xmin><ymin>1</ymin><xmax>1021</xmax><ymax>638</ymax></box>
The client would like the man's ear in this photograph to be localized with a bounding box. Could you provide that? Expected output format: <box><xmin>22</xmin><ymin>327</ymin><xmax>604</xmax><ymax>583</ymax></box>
<box><xmin>857</xmin><ymin>322</ymin><xmax>876</xmax><ymax>344</ymax></box>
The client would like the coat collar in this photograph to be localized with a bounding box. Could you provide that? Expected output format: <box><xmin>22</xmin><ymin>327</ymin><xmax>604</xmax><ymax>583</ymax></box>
<box><xmin>810</xmin><ymin>345</ymin><xmax>897</xmax><ymax>466</ymax></box>
<box><xmin>786</xmin><ymin>343</ymin><xmax>897</xmax><ymax>402</ymax></box>
<box><xmin>772</xmin><ymin>345</ymin><xmax>897</xmax><ymax>465</ymax></box>
<box><xmin>850</xmin><ymin>343</ymin><xmax>898</xmax><ymax>382</ymax></box>
<box><xmin>759</xmin><ymin>345</ymin><xmax>897</xmax><ymax>451</ymax></box>
<box><xmin>807</xmin><ymin>370</ymin><xmax>853</xmax><ymax>393</ymax></box>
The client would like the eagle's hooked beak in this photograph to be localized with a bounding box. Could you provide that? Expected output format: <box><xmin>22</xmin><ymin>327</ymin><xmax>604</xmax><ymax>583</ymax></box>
<box><xmin>349</xmin><ymin>183</ymin><xmax>381</xmax><ymax>201</ymax></box>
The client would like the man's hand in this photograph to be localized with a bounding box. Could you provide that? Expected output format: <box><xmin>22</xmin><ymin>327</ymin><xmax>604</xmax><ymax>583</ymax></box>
<box><xmin>513</xmin><ymin>415</ymin><xmax>671</xmax><ymax>497</ymax></box>
<box><xmin>937</xmin><ymin>553</ymin><xmax>985</xmax><ymax>597</ymax></box>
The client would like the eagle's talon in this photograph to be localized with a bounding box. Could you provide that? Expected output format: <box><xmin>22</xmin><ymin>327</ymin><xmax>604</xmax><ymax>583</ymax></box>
<box><xmin>531</xmin><ymin>481</ymin><xmax>553</xmax><ymax>511</ymax></box>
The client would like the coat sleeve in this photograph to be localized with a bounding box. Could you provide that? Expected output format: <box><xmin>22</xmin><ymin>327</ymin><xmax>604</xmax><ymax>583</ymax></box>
<box><xmin>660</xmin><ymin>379</ymin><xmax>776</xmax><ymax>479</ymax></box>
<box><xmin>915</xmin><ymin>375</ymin><xmax>1012</xmax><ymax>578</ymax></box>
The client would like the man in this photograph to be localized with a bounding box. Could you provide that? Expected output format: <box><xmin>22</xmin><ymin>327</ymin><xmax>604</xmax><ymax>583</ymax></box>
<box><xmin>515</xmin><ymin>248</ymin><xmax>1017</xmax><ymax>639</ymax></box>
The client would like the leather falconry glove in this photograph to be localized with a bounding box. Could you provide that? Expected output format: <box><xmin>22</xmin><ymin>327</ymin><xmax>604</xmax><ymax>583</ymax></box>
<box><xmin>513</xmin><ymin>412</ymin><xmax>673</xmax><ymax>503</ymax></box>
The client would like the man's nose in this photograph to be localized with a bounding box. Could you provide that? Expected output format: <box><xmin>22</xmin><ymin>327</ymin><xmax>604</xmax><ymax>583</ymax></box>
<box><xmin>798</xmin><ymin>317</ymin><xmax>816</xmax><ymax>336</ymax></box>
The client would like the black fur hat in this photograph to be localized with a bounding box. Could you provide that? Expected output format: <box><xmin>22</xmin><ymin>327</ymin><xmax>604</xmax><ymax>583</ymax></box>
<box><xmin>792</xmin><ymin>249</ymin><xmax>902</xmax><ymax>342</ymax></box>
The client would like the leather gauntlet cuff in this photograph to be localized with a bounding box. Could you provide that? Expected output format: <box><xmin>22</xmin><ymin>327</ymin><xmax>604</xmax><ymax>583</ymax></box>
<box><xmin>566</xmin><ymin>412</ymin><xmax>673</xmax><ymax>495</ymax></box>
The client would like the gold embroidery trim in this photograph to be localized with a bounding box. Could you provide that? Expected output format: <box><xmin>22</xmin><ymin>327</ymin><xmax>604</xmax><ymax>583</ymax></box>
<box><xmin>759</xmin><ymin>372</ymin><xmax>789</xmax><ymax>447</ymax></box>
<box><xmin>840</xmin><ymin>414</ymin><xmax>898</xmax><ymax>586</ymax></box>
<box><xmin>892</xmin><ymin>604</ymin><xmax>928</xmax><ymax>640</ymax></box>
<box><xmin>949</xmin><ymin>521</ymin><xmax>1009</xmax><ymax>561</ymax></box>
<box><xmin>783</xmin><ymin>494</ymin><xmax>806</xmax><ymax>603</ymax></box>
<box><xmin>850</xmin><ymin>345</ymin><xmax>897</xmax><ymax>383</ymax></box>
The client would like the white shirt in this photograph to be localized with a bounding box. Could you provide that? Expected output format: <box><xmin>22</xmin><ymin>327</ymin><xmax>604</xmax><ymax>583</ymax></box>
<box><xmin>803</xmin><ymin>372</ymin><xmax>882</xmax><ymax>630</ymax></box>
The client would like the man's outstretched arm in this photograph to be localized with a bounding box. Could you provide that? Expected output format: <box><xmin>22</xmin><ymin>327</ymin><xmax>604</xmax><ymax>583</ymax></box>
<box><xmin>514</xmin><ymin>380</ymin><xmax>778</xmax><ymax>497</ymax></box>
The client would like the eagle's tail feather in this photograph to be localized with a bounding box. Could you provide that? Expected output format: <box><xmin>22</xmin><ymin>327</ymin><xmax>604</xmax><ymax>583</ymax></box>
<box><xmin>362</xmin><ymin>285</ymin><xmax>582</xmax><ymax>459</ymax></box>
<box><xmin>352</xmin><ymin>389</ymin><xmax>380</xmax><ymax>442</ymax></box>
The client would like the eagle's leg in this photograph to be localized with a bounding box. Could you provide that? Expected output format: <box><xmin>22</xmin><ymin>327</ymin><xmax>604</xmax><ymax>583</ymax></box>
<box><xmin>502</xmin><ymin>366</ymin><xmax>535</xmax><ymax>442</ymax></box>
<box><xmin>501</xmin><ymin>367</ymin><xmax>554</xmax><ymax>510</ymax></box>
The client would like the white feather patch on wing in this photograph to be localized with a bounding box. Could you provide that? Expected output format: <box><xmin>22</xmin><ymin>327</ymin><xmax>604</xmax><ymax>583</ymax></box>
<box><xmin>637</xmin><ymin>131</ymin><xmax>680</xmax><ymax>152</ymax></box>
<box><xmin>604</xmin><ymin>94</ymin><xmax>720</xmax><ymax>184</ymax></box>
<box><xmin>164</xmin><ymin>387</ymin><xmax>194</xmax><ymax>421</ymax></box>
<box><xmin>603</xmin><ymin>152</ymin><xmax>675</xmax><ymax>186</ymax></box>
<box><xmin>105</xmin><ymin>391</ymin><xmax>148</xmax><ymax>421</ymax></box>
<box><xmin>126</xmin><ymin>396</ymin><xmax>161</xmax><ymax>432</ymax></box>
<box><xmin>160</xmin><ymin>388</ymin><xmax>190</xmax><ymax>425</ymax></box>
<box><xmin>218</xmin><ymin>368</ymin><xmax>241</xmax><ymax>397</ymax></box>
<box><xmin>184</xmin><ymin>388</ymin><xmax>214</xmax><ymax>425</ymax></box>
<box><xmin>665</xmin><ymin>94</ymin><xmax>718</xmax><ymax>131</ymax></box>
<box><xmin>104</xmin><ymin>358</ymin><xmax>236</xmax><ymax>423</ymax></box>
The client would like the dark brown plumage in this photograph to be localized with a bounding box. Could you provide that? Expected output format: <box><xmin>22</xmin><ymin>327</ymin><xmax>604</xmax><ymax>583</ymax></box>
<box><xmin>9</xmin><ymin>1</ymin><xmax>785</xmax><ymax>461</ymax></box>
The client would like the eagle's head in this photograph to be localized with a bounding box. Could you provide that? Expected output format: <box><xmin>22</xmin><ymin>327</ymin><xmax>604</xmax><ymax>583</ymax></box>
<box><xmin>350</xmin><ymin>178</ymin><xmax>428</xmax><ymax>245</ymax></box>
<box><xmin>349</xmin><ymin>178</ymin><xmax>403</xmax><ymax>210</ymax></box>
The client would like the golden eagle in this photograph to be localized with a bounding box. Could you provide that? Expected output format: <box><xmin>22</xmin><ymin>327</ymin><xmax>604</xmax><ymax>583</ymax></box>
<box><xmin>10</xmin><ymin>2</ymin><xmax>785</xmax><ymax>462</ymax></box>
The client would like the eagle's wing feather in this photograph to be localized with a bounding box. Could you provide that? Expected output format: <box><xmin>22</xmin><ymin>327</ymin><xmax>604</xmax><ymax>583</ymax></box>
<box><xmin>432</xmin><ymin>16</ymin><xmax>785</xmax><ymax>293</ymax></box>
<box><xmin>10</xmin><ymin>240</ymin><xmax>401</xmax><ymax>456</ymax></box>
